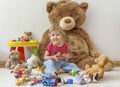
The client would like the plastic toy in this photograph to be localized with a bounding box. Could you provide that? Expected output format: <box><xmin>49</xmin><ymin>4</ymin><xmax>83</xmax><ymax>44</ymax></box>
<box><xmin>36</xmin><ymin>66</ymin><xmax>41</xmax><ymax>71</ymax></box>
<box><xmin>18</xmin><ymin>47</ymin><xmax>26</xmax><ymax>62</ymax></box>
<box><xmin>8</xmin><ymin>40</ymin><xmax>39</xmax><ymax>47</ymax></box>
<box><xmin>71</xmin><ymin>70</ymin><xmax>77</xmax><ymax>76</ymax></box>
<box><xmin>58</xmin><ymin>78</ymin><xmax>66</xmax><ymax>85</ymax></box>
<box><xmin>42</xmin><ymin>73</ymin><xmax>58</xmax><ymax>86</ymax></box>
<box><xmin>30</xmin><ymin>79</ymin><xmax>42</xmax><ymax>86</ymax></box>
<box><xmin>8</xmin><ymin>40</ymin><xmax>40</xmax><ymax>62</ymax></box>
<box><xmin>75</xmin><ymin>74</ymin><xmax>86</xmax><ymax>85</ymax></box>
<box><xmin>16</xmin><ymin>76</ymin><xmax>30</xmax><ymax>86</ymax></box>
<box><xmin>66</xmin><ymin>79</ymin><xmax>73</xmax><ymax>84</ymax></box>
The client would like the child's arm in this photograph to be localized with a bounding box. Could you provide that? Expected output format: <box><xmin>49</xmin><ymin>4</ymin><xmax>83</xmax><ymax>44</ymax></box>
<box><xmin>44</xmin><ymin>51</ymin><xmax>59</xmax><ymax>61</ymax></box>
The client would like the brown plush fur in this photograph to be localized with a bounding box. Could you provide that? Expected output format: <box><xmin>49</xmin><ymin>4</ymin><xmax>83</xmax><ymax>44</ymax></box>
<box><xmin>5</xmin><ymin>50</ymin><xmax>23</xmax><ymax>70</ymax></box>
<box><xmin>85</xmin><ymin>55</ymin><xmax>109</xmax><ymax>80</ymax></box>
<box><xmin>21</xmin><ymin>32</ymin><xmax>32</xmax><ymax>41</ymax></box>
<box><xmin>39</xmin><ymin>0</ymin><xmax>113</xmax><ymax>71</ymax></box>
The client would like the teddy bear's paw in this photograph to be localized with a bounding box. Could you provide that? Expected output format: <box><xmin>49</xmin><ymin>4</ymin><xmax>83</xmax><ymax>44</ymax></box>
<box><xmin>90</xmin><ymin>51</ymin><xmax>99</xmax><ymax>58</ymax></box>
<box><xmin>92</xmin><ymin>72</ymin><xmax>99</xmax><ymax>83</ymax></box>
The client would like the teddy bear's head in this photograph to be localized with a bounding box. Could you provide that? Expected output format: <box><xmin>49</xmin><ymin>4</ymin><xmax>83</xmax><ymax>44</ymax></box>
<box><xmin>46</xmin><ymin>0</ymin><xmax>88</xmax><ymax>30</ymax></box>
<box><xmin>21</xmin><ymin>32</ymin><xmax>32</xmax><ymax>41</ymax></box>
<box><xmin>95</xmin><ymin>55</ymin><xmax>109</xmax><ymax>67</ymax></box>
<box><xmin>10</xmin><ymin>50</ymin><xmax>20</xmax><ymax>60</ymax></box>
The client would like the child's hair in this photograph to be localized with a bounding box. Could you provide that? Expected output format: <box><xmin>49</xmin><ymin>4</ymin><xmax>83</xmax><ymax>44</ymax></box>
<box><xmin>48</xmin><ymin>26</ymin><xmax>65</xmax><ymax>37</ymax></box>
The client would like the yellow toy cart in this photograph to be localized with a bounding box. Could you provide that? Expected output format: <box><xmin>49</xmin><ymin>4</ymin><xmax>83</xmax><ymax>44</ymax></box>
<box><xmin>8</xmin><ymin>40</ymin><xmax>40</xmax><ymax>62</ymax></box>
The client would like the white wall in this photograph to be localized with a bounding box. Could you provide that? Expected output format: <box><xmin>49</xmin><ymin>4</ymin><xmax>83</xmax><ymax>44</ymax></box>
<box><xmin>0</xmin><ymin>0</ymin><xmax>120</xmax><ymax>61</ymax></box>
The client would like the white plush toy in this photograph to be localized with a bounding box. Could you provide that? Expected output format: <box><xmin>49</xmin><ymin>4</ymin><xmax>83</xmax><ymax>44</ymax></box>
<box><xmin>83</xmin><ymin>74</ymin><xmax>92</xmax><ymax>83</ymax></box>
<box><xmin>26</xmin><ymin>54</ymin><xmax>41</xmax><ymax>69</ymax></box>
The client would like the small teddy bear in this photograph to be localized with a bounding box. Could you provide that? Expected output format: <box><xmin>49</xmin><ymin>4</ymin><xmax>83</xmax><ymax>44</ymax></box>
<box><xmin>85</xmin><ymin>55</ymin><xmax>109</xmax><ymax>82</ymax></box>
<box><xmin>5</xmin><ymin>50</ymin><xmax>23</xmax><ymax>69</ymax></box>
<box><xmin>20</xmin><ymin>32</ymin><xmax>32</xmax><ymax>41</ymax></box>
<box><xmin>56</xmin><ymin>52</ymin><xmax>65</xmax><ymax>60</ymax></box>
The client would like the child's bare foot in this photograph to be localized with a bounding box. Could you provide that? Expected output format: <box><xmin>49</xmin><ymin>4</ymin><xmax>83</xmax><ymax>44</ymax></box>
<box><xmin>51</xmin><ymin>72</ymin><xmax>58</xmax><ymax>78</ymax></box>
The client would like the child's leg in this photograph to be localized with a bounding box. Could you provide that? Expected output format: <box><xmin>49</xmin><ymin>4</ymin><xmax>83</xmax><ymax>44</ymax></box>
<box><xmin>61</xmin><ymin>61</ymin><xmax>81</xmax><ymax>72</ymax></box>
<box><xmin>44</xmin><ymin>59</ymin><xmax>61</xmax><ymax>77</ymax></box>
<box><xmin>62</xmin><ymin>61</ymin><xmax>89</xmax><ymax>76</ymax></box>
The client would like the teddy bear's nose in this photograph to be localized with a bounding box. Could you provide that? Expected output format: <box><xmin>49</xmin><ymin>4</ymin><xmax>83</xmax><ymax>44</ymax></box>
<box><xmin>64</xmin><ymin>19</ymin><xmax>71</xmax><ymax>23</ymax></box>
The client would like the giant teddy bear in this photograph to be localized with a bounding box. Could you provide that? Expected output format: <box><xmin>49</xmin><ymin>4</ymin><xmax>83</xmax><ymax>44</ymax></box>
<box><xmin>39</xmin><ymin>0</ymin><xmax>114</xmax><ymax>71</ymax></box>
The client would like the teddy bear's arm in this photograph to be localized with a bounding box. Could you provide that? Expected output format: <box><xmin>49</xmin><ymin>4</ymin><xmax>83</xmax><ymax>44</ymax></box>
<box><xmin>5</xmin><ymin>59</ymin><xmax>11</xmax><ymax>68</ymax></box>
<box><xmin>79</xmin><ymin>29</ymin><xmax>99</xmax><ymax>57</ymax></box>
<box><xmin>39</xmin><ymin>29</ymin><xmax>50</xmax><ymax>61</ymax></box>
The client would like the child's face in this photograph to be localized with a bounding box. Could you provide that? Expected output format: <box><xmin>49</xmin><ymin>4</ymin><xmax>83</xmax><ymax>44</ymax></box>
<box><xmin>50</xmin><ymin>30</ymin><xmax>63</xmax><ymax>44</ymax></box>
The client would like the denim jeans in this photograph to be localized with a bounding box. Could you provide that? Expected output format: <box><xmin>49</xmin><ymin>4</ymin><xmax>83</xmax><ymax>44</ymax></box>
<box><xmin>44</xmin><ymin>59</ymin><xmax>82</xmax><ymax>73</ymax></box>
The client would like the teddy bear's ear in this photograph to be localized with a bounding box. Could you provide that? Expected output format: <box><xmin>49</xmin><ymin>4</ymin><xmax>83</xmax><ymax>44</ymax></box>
<box><xmin>46</xmin><ymin>2</ymin><xmax>56</xmax><ymax>13</ymax></box>
<box><xmin>79</xmin><ymin>2</ymin><xmax>88</xmax><ymax>12</ymax></box>
<box><xmin>105</xmin><ymin>56</ymin><xmax>109</xmax><ymax>64</ymax></box>
<box><xmin>28</xmin><ymin>32</ymin><xmax>32</xmax><ymax>34</ymax></box>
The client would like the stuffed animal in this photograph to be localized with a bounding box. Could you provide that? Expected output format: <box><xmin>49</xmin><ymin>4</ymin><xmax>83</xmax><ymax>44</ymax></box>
<box><xmin>39</xmin><ymin>0</ymin><xmax>113</xmax><ymax>71</ymax></box>
<box><xmin>75</xmin><ymin>74</ymin><xmax>86</xmax><ymax>85</ymax></box>
<box><xmin>85</xmin><ymin>55</ymin><xmax>109</xmax><ymax>82</ymax></box>
<box><xmin>20</xmin><ymin>32</ymin><xmax>32</xmax><ymax>41</ymax></box>
<box><xmin>56</xmin><ymin>52</ymin><xmax>65</xmax><ymax>60</ymax></box>
<box><xmin>13</xmin><ymin>63</ymin><xmax>26</xmax><ymax>73</ymax></box>
<box><xmin>104</xmin><ymin>60</ymin><xmax>114</xmax><ymax>71</ymax></box>
<box><xmin>5</xmin><ymin>50</ymin><xmax>23</xmax><ymax>69</ymax></box>
<box><xmin>26</xmin><ymin>54</ymin><xmax>41</xmax><ymax>69</ymax></box>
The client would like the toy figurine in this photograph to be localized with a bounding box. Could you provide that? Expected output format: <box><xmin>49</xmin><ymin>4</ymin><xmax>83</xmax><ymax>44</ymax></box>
<box><xmin>75</xmin><ymin>74</ymin><xmax>86</xmax><ymax>85</ymax></box>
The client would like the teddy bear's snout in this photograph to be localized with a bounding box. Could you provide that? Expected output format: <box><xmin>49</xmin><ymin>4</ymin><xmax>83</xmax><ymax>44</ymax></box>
<box><xmin>64</xmin><ymin>19</ymin><xmax>71</xmax><ymax>24</ymax></box>
<box><xmin>60</xmin><ymin>16</ymin><xmax>75</xmax><ymax>30</ymax></box>
<box><xmin>99</xmin><ymin>61</ymin><xmax>104</xmax><ymax>65</ymax></box>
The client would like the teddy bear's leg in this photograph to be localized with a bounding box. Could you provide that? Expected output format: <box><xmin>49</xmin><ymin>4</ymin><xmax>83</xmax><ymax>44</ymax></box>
<box><xmin>104</xmin><ymin>60</ymin><xmax>114</xmax><ymax>71</ymax></box>
<box><xmin>77</xmin><ymin>56</ymin><xmax>96</xmax><ymax>70</ymax></box>
<box><xmin>92</xmin><ymin>72</ymin><xmax>99</xmax><ymax>83</ymax></box>
<box><xmin>77</xmin><ymin>56</ymin><xmax>114</xmax><ymax>71</ymax></box>
<box><xmin>11</xmin><ymin>65</ymin><xmax>16</xmax><ymax>69</ymax></box>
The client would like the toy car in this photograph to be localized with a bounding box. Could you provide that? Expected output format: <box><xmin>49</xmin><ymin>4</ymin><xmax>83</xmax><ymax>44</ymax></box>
<box><xmin>42</xmin><ymin>73</ymin><xmax>58</xmax><ymax>86</ymax></box>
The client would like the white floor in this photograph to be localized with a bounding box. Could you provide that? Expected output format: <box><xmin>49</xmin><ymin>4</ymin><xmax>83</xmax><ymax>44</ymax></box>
<box><xmin>0</xmin><ymin>67</ymin><xmax>120</xmax><ymax>87</ymax></box>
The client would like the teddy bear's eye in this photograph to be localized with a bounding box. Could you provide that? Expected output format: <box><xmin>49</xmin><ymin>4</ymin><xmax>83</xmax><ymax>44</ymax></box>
<box><xmin>61</xmin><ymin>16</ymin><xmax>64</xmax><ymax>18</ymax></box>
<box><xmin>70</xmin><ymin>14</ymin><xmax>73</xmax><ymax>17</ymax></box>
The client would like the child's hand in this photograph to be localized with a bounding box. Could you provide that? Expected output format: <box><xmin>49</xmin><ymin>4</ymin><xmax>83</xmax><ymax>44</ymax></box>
<box><xmin>56</xmin><ymin>52</ymin><xmax>64</xmax><ymax>61</ymax></box>
<box><xmin>52</xmin><ymin>55</ymin><xmax>60</xmax><ymax>61</ymax></box>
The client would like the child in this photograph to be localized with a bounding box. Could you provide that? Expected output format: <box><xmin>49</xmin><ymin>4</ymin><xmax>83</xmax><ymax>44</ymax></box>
<box><xmin>43</xmin><ymin>27</ymin><xmax>89</xmax><ymax>78</ymax></box>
